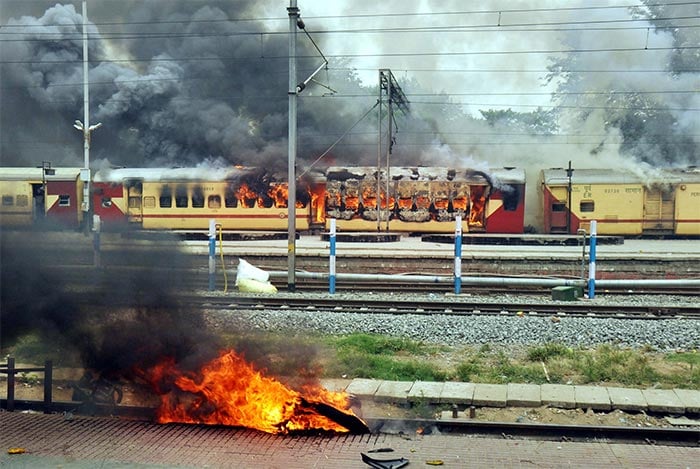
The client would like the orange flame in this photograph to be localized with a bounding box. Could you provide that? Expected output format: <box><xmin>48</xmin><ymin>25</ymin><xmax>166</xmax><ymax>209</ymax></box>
<box><xmin>310</xmin><ymin>184</ymin><xmax>326</xmax><ymax>223</ymax></box>
<box><xmin>398</xmin><ymin>197</ymin><xmax>412</xmax><ymax>209</ymax></box>
<box><xmin>236</xmin><ymin>183</ymin><xmax>258</xmax><ymax>208</ymax></box>
<box><xmin>452</xmin><ymin>197</ymin><xmax>468</xmax><ymax>211</ymax></box>
<box><xmin>434</xmin><ymin>199</ymin><xmax>449</xmax><ymax>210</ymax></box>
<box><xmin>268</xmin><ymin>184</ymin><xmax>288</xmax><ymax>208</ymax></box>
<box><xmin>469</xmin><ymin>186</ymin><xmax>486</xmax><ymax>226</ymax></box>
<box><xmin>415</xmin><ymin>196</ymin><xmax>430</xmax><ymax>209</ymax></box>
<box><xmin>144</xmin><ymin>350</ymin><xmax>361</xmax><ymax>434</ymax></box>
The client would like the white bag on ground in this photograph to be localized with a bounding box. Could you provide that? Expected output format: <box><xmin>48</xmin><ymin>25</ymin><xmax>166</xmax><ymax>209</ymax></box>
<box><xmin>236</xmin><ymin>258</ymin><xmax>270</xmax><ymax>284</ymax></box>
<box><xmin>236</xmin><ymin>258</ymin><xmax>276</xmax><ymax>293</ymax></box>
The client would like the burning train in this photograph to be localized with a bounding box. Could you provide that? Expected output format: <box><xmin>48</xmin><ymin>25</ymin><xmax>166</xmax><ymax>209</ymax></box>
<box><xmin>1</xmin><ymin>164</ymin><xmax>699</xmax><ymax>236</ymax></box>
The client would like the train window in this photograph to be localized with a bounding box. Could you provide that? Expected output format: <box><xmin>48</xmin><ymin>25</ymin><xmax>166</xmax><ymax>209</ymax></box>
<box><xmin>101</xmin><ymin>197</ymin><xmax>112</xmax><ymax>208</ymax></box>
<box><xmin>192</xmin><ymin>188</ymin><xmax>205</xmax><ymax>208</ymax></box>
<box><xmin>551</xmin><ymin>203</ymin><xmax>566</xmax><ymax>212</ymax></box>
<box><xmin>128</xmin><ymin>197</ymin><xmax>140</xmax><ymax>208</ymax></box>
<box><xmin>58</xmin><ymin>195</ymin><xmax>70</xmax><ymax>207</ymax></box>
<box><xmin>159</xmin><ymin>195</ymin><xmax>172</xmax><ymax>208</ymax></box>
<box><xmin>502</xmin><ymin>187</ymin><xmax>519</xmax><ymax>211</ymax></box>
<box><xmin>175</xmin><ymin>186</ymin><xmax>188</xmax><ymax>208</ymax></box>
<box><xmin>16</xmin><ymin>195</ymin><xmax>28</xmax><ymax>207</ymax></box>
<box><xmin>143</xmin><ymin>196</ymin><xmax>156</xmax><ymax>208</ymax></box>
<box><xmin>580</xmin><ymin>200</ymin><xmax>595</xmax><ymax>212</ymax></box>
<box><xmin>2</xmin><ymin>195</ymin><xmax>13</xmax><ymax>206</ymax></box>
<box><xmin>208</xmin><ymin>195</ymin><xmax>221</xmax><ymax>208</ymax></box>
<box><xmin>224</xmin><ymin>191</ymin><xmax>237</xmax><ymax>208</ymax></box>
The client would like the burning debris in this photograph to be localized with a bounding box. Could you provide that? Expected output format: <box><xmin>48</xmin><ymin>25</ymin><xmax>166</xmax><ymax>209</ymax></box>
<box><xmin>141</xmin><ymin>349</ymin><xmax>368</xmax><ymax>434</ymax></box>
<box><xmin>1</xmin><ymin>230</ymin><xmax>364</xmax><ymax>434</ymax></box>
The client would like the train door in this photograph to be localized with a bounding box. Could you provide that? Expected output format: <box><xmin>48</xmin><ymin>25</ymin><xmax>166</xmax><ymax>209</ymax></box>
<box><xmin>124</xmin><ymin>178</ymin><xmax>143</xmax><ymax>224</ymax></box>
<box><xmin>643</xmin><ymin>185</ymin><xmax>674</xmax><ymax>233</ymax></box>
<box><xmin>467</xmin><ymin>185</ymin><xmax>488</xmax><ymax>231</ymax></box>
<box><xmin>31</xmin><ymin>183</ymin><xmax>45</xmax><ymax>221</ymax></box>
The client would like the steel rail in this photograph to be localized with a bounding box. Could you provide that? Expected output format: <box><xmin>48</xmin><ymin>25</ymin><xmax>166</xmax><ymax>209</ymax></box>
<box><xmin>2</xmin><ymin>399</ymin><xmax>697</xmax><ymax>445</ymax></box>
<box><xmin>194</xmin><ymin>295</ymin><xmax>700</xmax><ymax>319</ymax></box>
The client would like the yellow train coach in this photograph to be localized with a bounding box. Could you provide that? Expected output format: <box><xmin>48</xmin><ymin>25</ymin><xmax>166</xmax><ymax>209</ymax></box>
<box><xmin>92</xmin><ymin>167</ymin><xmax>315</xmax><ymax>231</ymax></box>
<box><xmin>541</xmin><ymin>167</ymin><xmax>700</xmax><ymax>236</ymax></box>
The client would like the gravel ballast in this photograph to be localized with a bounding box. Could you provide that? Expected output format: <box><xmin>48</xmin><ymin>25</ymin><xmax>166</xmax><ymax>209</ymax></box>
<box><xmin>205</xmin><ymin>292</ymin><xmax>700</xmax><ymax>350</ymax></box>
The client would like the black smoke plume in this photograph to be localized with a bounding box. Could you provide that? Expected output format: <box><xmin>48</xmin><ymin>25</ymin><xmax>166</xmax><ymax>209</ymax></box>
<box><xmin>0</xmin><ymin>229</ymin><xmax>221</xmax><ymax>379</ymax></box>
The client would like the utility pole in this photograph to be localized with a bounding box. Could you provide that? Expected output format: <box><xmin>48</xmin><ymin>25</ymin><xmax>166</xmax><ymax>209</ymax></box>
<box><xmin>566</xmin><ymin>160</ymin><xmax>574</xmax><ymax>234</ymax></box>
<box><xmin>287</xmin><ymin>0</ymin><xmax>299</xmax><ymax>291</ymax></box>
<box><xmin>377</xmin><ymin>70</ymin><xmax>409</xmax><ymax>231</ymax></box>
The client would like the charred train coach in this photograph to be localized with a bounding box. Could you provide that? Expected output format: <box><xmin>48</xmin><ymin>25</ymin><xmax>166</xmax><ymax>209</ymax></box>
<box><xmin>1</xmin><ymin>164</ymin><xmax>698</xmax><ymax>236</ymax></box>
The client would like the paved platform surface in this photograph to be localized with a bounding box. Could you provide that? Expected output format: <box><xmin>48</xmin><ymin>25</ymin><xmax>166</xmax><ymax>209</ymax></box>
<box><xmin>1</xmin><ymin>411</ymin><xmax>698</xmax><ymax>468</ymax></box>
<box><xmin>339</xmin><ymin>379</ymin><xmax>700</xmax><ymax>415</ymax></box>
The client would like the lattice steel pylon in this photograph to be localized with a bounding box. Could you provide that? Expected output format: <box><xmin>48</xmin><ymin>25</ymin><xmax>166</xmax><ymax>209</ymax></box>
<box><xmin>377</xmin><ymin>69</ymin><xmax>410</xmax><ymax>231</ymax></box>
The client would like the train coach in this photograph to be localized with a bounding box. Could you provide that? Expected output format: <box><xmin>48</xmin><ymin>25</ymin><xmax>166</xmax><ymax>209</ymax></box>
<box><xmin>541</xmin><ymin>167</ymin><xmax>700</xmax><ymax>236</ymax></box>
<box><xmin>92</xmin><ymin>166</ymin><xmax>317</xmax><ymax>232</ymax></box>
<box><xmin>0</xmin><ymin>166</ymin><xmax>85</xmax><ymax>229</ymax></box>
<box><xmin>90</xmin><ymin>165</ymin><xmax>525</xmax><ymax>234</ymax></box>
<box><xmin>324</xmin><ymin>166</ymin><xmax>525</xmax><ymax>233</ymax></box>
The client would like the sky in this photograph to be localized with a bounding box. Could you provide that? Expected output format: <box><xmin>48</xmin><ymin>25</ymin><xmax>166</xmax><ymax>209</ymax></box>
<box><xmin>0</xmin><ymin>0</ymin><xmax>698</xmax><ymax>175</ymax></box>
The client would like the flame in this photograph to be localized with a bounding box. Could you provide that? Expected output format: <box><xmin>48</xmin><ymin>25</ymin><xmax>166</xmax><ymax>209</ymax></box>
<box><xmin>452</xmin><ymin>197</ymin><xmax>468</xmax><ymax>211</ymax></box>
<box><xmin>310</xmin><ymin>184</ymin><xmax>326</xmax><ymax>223</ymax></box>
<box><xmin>268</xmin><ymin>184</ymin><xmax>288</xmax><ymax>208</ymax></box>
<box><xmin>416</xmin><ymin>196</ymin><xmax>430</xmax><ymax>209</ymax></box>
<box><xmin>469</xmin><ymin>186</ymin><xmax>487</xmax><ymax>226</ymax></box>
<box><xmin>345</xmin><ymin>195</ymin><xmax>359</xmax><ymax>211</ymax></box>
<box><xmin>434</xmin><ymin>199</ymin><xmax>449</xmax><ymax>210</ymax></box>
<box><xmin>235</xmin><ymin>183</ymin><xmax>258</xmax><ymax>208</ymax></box>
<box><xmin>143</xmin><ymin>350</ymin><xmax>361</xmax><ymax>434</ymax></box>
<box><xmin>362</xmin><ymin>186</ymin><xmax>377</xmax><ymax>209</ymax></box>
<box><xmin>398</xmin><ymin>197</ymin><xmax>412</xmax><ymax>209</ymax></box>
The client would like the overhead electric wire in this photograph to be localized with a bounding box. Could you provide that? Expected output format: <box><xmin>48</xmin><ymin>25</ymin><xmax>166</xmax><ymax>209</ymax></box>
<box><xmin>2</xmin><ymin>1</ymin><xmax>698</xmax><ymax>28</ymax></box>
<box><xmin>2</xmin><ymin>15</ymin><xmax>699</xmax><ymax>42</ymax></box>
<box><xmin>3</xmin><ymin>44</ymin><xmax>699</xmax><ymax>66</ymax></box>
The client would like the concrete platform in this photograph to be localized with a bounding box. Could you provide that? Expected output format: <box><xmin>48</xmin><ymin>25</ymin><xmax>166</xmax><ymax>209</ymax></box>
<box><xmin>642</xmin><ymin>389</ymin><xmax>686</xmax><ymax>414</ymax></box>
<box><xmin>345</xmin><ymin>378</ymin><xmax>381</xmax><ymax>398</ymax></box>
<box><xmin>374</xmin><ymin>380</ymin><xmax>413</xmax><ymax>404</ymax></box>
<box><xmin>341</xmin><ymin>379</ymin><xmax>700</xmax><ymax>416</ymax></box>
<box><xmin>506</xmin><ymin>383</ymin><xmax>541</xmax><ymax>407</ymax></box>
<box><xmin>439</xmin><ymin>381</ymin><xmax>475</xmax><ymax>405</ymax></box>
<box><xmin>541</xmin><ymin>384</ymin><xmax>577</xmax><ymax>409</ymax></box>
<box><xmin>472</xmin><ymin>383</ymin><xmax>507</xmax><ymax>407</ymax></box>
<box><xmin>575</xmin><ymin>385</ymin><xmax>612</xmax><ymax>411</ymax></box>
<box><xmin>674</xmin><ymin>389</ymin><xmax>700</xmax><ymax>413</ymax></box>
<box><xmin>407</xmin><ymin>381</ymin><xmax>444</xmax><ymax>404</ymax></box>
<box><xmin>607</xmin><ymin>387</ymin><xmax>647</xmax><ymax>412</ymax></box>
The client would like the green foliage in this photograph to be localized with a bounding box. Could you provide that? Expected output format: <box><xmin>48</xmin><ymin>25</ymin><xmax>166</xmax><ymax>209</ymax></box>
<box><xmin>575</xmin><ymin>345</ymin><xmax>659</xmax><ymax>386</ymax></box>
<box><xmin>666</xmin><ymin>351</ymin><xmax>700</xmax><ymax>370</ymax></box>
<box><xmin>527</xmin><ymin>343</ymin><xmax>574</xmax><ymax>362</ymax></box>
<box><xmin>333</xmin><ymin>333</ymin><xmax>433</xmax><ymax>356</ymax></box>
<box><xmin>330</xmin><ymin>350</ymin><xmax>448</xmax><ymax>382</ymax></box>
<box><xmin>328</xmin><ymin>333</ymin><xmax>449</xmax><ymax>381</ymax></box>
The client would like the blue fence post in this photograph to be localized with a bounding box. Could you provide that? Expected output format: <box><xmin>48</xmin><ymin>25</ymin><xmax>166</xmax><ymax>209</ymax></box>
<box><xmin>329</xmin><ymin>218</ymin><xmax>336</xmax><ymax>294</ymax></box>
<box><xmin>454</xmin><ymin>215</ymin><xmax>462</xmax><ymax>295</ymax></box>
<box><xmin>588</xmin><ymin>220</ymin><xmax>597</xmax><ymax>299</ymax></box>
<box><xmin>208</xmin><ymin>219</ymin><xmax>216</xmax><ymax>291</ymax></box>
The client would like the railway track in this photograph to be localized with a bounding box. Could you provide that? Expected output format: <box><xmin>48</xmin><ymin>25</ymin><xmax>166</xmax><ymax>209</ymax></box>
<box><xmin>76</xmin><ymin>291</ymin><xmax>700</xmax><ymax>320</ymax></box>
<box><xmin>195</xmin><ymin>294</ymin><xmax>700</xmax><ymax>319</ymax></box>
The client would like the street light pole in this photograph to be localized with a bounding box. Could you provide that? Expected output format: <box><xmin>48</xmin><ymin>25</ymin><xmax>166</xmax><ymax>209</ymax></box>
<box><xmin>287</xmin><ymin>0</ymin><xmax>298</xmax><ymax>292</ymax></box>
<box><xmin>73</xmin><ymin>0</ymin><xmax>94</xmax><ymax>232</ymax></box>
